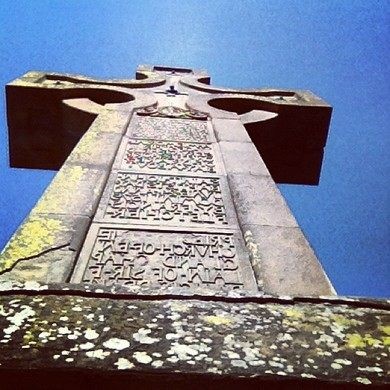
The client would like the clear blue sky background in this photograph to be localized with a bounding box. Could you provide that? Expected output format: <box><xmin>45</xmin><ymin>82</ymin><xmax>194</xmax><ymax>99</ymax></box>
<box><xmin>0</xmin><ymin>0</ymin><xmax>389</xmax><ymax>297</ymax></box>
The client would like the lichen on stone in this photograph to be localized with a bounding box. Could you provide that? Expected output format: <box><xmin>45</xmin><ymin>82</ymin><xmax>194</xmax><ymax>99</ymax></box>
<box><xmin>0</xmin><ymin>216</ymin><xmax>64</xmax><ymax>273</ymax></box>
<box><xmin>33</xmin><ymin>165</ymin><xmax>86</xmax><ymax>214</ymax></box>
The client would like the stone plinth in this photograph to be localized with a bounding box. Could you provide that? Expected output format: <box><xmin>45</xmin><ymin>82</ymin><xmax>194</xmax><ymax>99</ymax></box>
<box><xmin>0</xmin><ymin>282</ymin><xmax>388</xmax><ymax>388</ymax></box>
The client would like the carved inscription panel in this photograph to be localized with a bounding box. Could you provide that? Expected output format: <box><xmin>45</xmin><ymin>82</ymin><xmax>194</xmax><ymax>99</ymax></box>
<box><xmin>73</xmin><ymin>109</ymin><xmax>258</xmax><ymax>294</ymax></box>
<box><xmin>75</xmin><ymin>227</ymin><xmax>257</xmax><ymax>291</ymax></box>
<box><xmin>120</xmin><ymin>139</ymin><xmax>217</xmax><ymax>174</ymax></box>
<box><xmin>130</xmin><ymin>116</ymin><xmax>209</xmax><ymax>142</ymax></box>
<box><xmin>100</xmin><ymin>173</ymin><xmax>229</xmax><ymax>226</ymax></box>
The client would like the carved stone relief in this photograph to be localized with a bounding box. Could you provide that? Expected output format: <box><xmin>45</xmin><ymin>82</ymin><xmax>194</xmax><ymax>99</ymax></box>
<box><xmin>97</xmin><ymin>172</ymin><xmax>230</xmax><ymax>227</ymax></box>
<box><xmin>137</xmin><ymin>105</ymin><xmax>208</xmax><ymax>120</ymax></box>
<box><xmin>72</xmin><ymin>226</ymin><xmax>257</xmax><ymax>291</ymax></box>
<box><xmin>71</xmin><ymin>107</ymin><xmax>257</xmax><ymax>294</ymax></box>
<box><xmin>129</xmin><ymin>116</ymin><xmax>210</xmax><ymax>142</ymax></box>
<box><xmin>119</xmin><ymin>139</ymin><xmax>217</xmax><ymax>174</ymax></box>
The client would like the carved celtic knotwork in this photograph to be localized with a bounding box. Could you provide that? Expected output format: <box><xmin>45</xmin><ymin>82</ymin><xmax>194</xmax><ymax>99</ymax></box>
<box><xmin>104</xmin><ymin>173</ymin><xmax>227</xmax><ymax>226</ymax></box>
<box><xmin>82</xmin><ymin>228</ymin><xmax>245</xmax><ymax>290</ymax></box>
<box><xmin>130</xmin><ymin>116</ymin><xmax>209</xmax><ymax>142</ymax></box>
<box><xmin>137</xmin><ymin>105</ymin><xmax>208</xmax><ymax>120</ymax></box>
<box><xmin>121</xmin><ymin>139</ymin><xmax>217</xmax><ymax>174</ymax></box>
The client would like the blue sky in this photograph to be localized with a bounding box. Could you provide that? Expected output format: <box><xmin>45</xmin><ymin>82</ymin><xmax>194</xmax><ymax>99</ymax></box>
<box><xmin>0</xmin><ymin>0</ymin><xmax>389</xmax><ymax>297</ymax></box>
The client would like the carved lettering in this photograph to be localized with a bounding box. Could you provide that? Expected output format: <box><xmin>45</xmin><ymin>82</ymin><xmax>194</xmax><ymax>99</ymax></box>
<box><xmin>82</xmin><ymin>229</ymin><xmax>246</xmax><ymax>291</ymax></box>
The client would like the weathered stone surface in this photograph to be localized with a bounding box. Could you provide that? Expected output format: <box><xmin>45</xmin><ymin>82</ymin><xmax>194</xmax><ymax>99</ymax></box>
<box><xmin>219</xmin><ymin>141</ymin><xmax>270</xmax><ymax>176</ymax></box>
<box><xmin>153</xmin><ymin>92</ymin><xmax>189</xmax><ymax>110</ymax></box>
<box><xmin>6</xmin><ymin>74</ymin><xmax>149</xmax><ymax>170</ymax></box>
<box><xmin>0</xmin><ymin>284</ymin><xmax>388</xmax><ymax>387</ymax></box>
<box><xmin>31</xmin><ymin>163</ymin><xmax>107</xmax><ymax>217</ymax></box>
<box><xmin>67</xmin><ymin>131</ymin><xmax>122</xmax><ymax>168</ymax></box>
<box><xmin>0</xmin><ymin>214</ymin><xmax>83</xmax><ymax>281</ymax></box>
<box><xmin>90</xmin><ymin>110</ymin><xmax>133</xmax><ymax>135</ymax></box>
<box><xmin>242</xmin><ymin>224</ymin><xmax>335</xmax><ymax>296</ymax></box>
<box><xmin>72</xmin><ymin>225</ymin><xmax>257</xmax><ymax>293</ymax></box>
<box><xmin>0</xmin><ymin>247</ymin><xmax>74</xmax><ymax>284</ymax></box>
<box><xmin>212</xmin><ymin>118</ymin><xmax>252</xmax><ymax>143</ymax></box>
<box><xmin>188</xmin><ymin>91</ymin><xmax>332</xmax><ymax>185</ymax></box>
<box><xmin>227</xmin><ymin>174</ymin><xmax>298</xmax><ymax>227</ymax></box>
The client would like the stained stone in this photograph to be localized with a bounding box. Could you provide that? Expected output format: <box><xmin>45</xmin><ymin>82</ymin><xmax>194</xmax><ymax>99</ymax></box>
<box><xmin>31</xmin><ymin>163</ymin><xmax>107</xmax><ymax>217</ymax></box>
<box><xmin>89</xmin><ymin>110</ymin><xmax>134</xmax><ymax>135</ymax></box>
<box><xmin>66</xmin><ymin>131</ymin><xmax>122</xmax><ymax>168</ymax></box>
<box><xmin>0</xmin><ymin>284</ymin><xmax>388</xmax><ymax>388</ymax></box>
<box><xmin>0</xmin><ymin>213</ymin><xmax>84</xmax><ymax>282</ymax></box>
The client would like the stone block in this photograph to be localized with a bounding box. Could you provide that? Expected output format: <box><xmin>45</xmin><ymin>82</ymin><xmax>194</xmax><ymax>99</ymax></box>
<box><xmin>0</xmin><ymin>213</ymin><xmax>86</xmax><ymax>282</ymax></box>
<box><xmin>212</xmin><ymin>118</ymin><xmax>252</xmax><ymax>143</ymax></box>
<box><xmin>187</xmin><ymin>94</ymin><xmax>239</xmax><ymax>119</ymax></box>
<box><xmin>219</xmin><ymin>141</ymin><xmax>270</xmax><ymax>176</ymax></box>
<box><xmin>89</xmin><ymin>110</ymin><xmax>132</xmax><ymax>135</ymax></box>
<box><xmin>0</xmin><ymin>247</ymin><xmax>75</xmax><ymax>284</ymax></box>
<box><xmin>242</xmin><ymin>224</ymin><xmax>335</xmax><ymax>296</ymax></box>
<box><xmin>227</xmin><ymin>174</ymin><xmax>298</xmax><ymax>227</ymax></box>
<box><xmin>0</xmin><ymin>287</ymin><xmax>387</xmax><ymax>387</ymax></box>
<box><xmin>31</xmin><ymin>163</ymin><xmax>107</xmax><ymax>217</ymax></box>
<box><xmin>67</xmin><ymin>131</ymin><xmax>122</xmax><ymax>168</ymax></box>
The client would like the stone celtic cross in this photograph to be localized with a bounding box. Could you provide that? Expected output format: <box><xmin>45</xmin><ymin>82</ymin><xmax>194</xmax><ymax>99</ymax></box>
<box><xmin>0</xmin><ymin>65</ymin><xmax>388</xmax><ymax>387</ymax></box>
